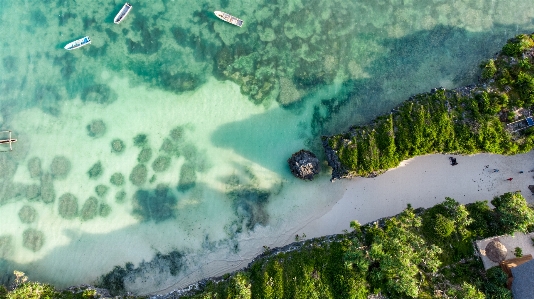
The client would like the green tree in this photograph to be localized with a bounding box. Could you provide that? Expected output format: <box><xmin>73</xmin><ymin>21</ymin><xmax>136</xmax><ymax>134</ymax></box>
<box><xmin>491</xmin><ymin>192</ymin><xmax>534</xmax><ymax>234</ymax></box>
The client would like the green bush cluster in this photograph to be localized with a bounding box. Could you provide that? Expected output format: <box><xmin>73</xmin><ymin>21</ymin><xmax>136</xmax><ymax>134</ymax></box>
<box><xmin>326</xmin><ymin>33</ymin><xmax>534</xmax><ymax>178</ymax></box>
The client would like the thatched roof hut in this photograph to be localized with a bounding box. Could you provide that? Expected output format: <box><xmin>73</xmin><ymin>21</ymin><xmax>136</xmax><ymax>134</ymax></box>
<box><xmin>485</xmin><ymin>239</ymin><xmax>508</xmax><ymax>262</ymax></box>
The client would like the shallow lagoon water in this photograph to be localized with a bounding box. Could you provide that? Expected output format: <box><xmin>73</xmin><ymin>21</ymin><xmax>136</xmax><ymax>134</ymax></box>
<box><xmin>0</xmin><ymin>0</ymin><xmax>534</xmax><ymax>294</ymax></box>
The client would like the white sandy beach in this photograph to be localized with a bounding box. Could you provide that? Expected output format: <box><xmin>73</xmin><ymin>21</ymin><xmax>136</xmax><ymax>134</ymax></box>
<box><xmin>153</xmin><ymin>150</ymin><xmax>534</xmax><ymax>295</ymax></box>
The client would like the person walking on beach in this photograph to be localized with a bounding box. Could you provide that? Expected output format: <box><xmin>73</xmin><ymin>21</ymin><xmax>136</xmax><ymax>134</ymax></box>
<box><xmin>507</xmin><ymin>178</ymin><xmax>513</xmax><ymax>181</ymax></box>
<box><xmin>493</xmin><ymin>169</ymin><xmax>499</xmax><ymax>172</ymax></box>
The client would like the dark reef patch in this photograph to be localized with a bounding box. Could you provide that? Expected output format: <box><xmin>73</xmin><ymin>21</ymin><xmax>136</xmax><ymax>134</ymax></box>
<box><xmin>25</xmin><ymin>184</ymin><xmax>40</xmax><ymax>201</ymax></box>
<box><xmin>34</xmin><ymin>85</ymin><xmax>62</xmax><ymax>115</ymax></box>
<box><xmin>137</xmin><ymin>147</ymin><xmax>152</xmax><ymax>163</ymax></box>
<box><xmin>99</xmin><ymin>203</ymin><xmax>112</xmax><ymax>217</ymax></box>
<box><xmin>160</xmin><ymin>138</ymin><xmax>178</xmax><ymax>156</ymax></box>
<box><xmin>111</xmin><ymin>139</ymin><xmax>125</xmax><ymax>154</ymax></box>
<box><xmin>27</xmin><ymin>157</ymin><xmax>42</xmax><ymax>178</ymax></box>
<box><xmin>80</xmin><ymin>196</ymin><xmax>99</xmax><ymax>221</ymax></box>
<box><xmin>129</xmin><ymin>164</ymin><xmax>148</xmax><ymax>186</ymax></box>
<box><xmin>105</xmin><ymin>28</ymin><xmax>119</xmax><ymax>41</ymax></box>
<box><xmin>2</xmin><ymin>55</ymin><xmax>18</xmax><ymax>72</ymax></box>
<box><xmin>177</xmin><ymin>163</ymin><xmax>196</xmax><ymax>191</ymax></box>
<box><xmin>30</xmin><ymin>10</ymin><xmax>48</xmax><ymax>27</ymax></box>
<box><xmin>169</xmin><ymin>126</ymin><xmax>184</xmax><ymax>142</ymax></box>
<box><xmin>18</xmin><ymin>205</ymin><xmax>37</xmax><ymax>224</ymax></box>
<box><xmin>110</xmin><ymin>172</ymin><xmax>125</xmax><ymax>186</ymax></box>
<box><xmin>50</xmin><ymin>156</ymin><xmax>71</xmax><ymax>180</ymax></box>
<box><xmin>133</xmin><ymin>134</ymin><xmax>148</xmax><ymax>147</ymax></box>
<box><xmin>115</xmin><ymin>190</ymin><xmax>126</xmax><ymax>203</ymax></box>
<box><xmin>58</xmin><ymin>193</ymin><xmax>78</xmax><ymax>219</ymax></box>
<box><xmin>0</xmin><ymin>235</ymin><xmax>13</xmax><ymax>258</ymax></box>
<box><xmin>229</xmin><ymin>188</ymin><xmax>270</xmax><ymax>231</ymax></box>
<box><xmin>81</xmin><ymin>84</ymin><xmax>117</xmax><ymax>105</ymax></box>
<box><xmin>40</xmin><ymin>173</ymin><xmax>55</xmax><ymax>203</ymax></box>
<box><xmin>86</xmin><ymin>119</ymin><xmax>106</xmax><ymax>138</ymax></box>
<box><xmin>53</xmin><ymin>52</ymin><xmax>77</xmax><ymax>80</ymax></box>
<box><xmin>132</xmin><ymin>184</ymin><xmax>177</xmax><ymax>222</ymax></box>
<box><xmin>22</xmin><ymin>228</ymin><xmax>44</xmax><ymax>252</ymax></box>
<box><xmin>152</xmin><ymin>155</ymin><xmax>171</xmax><ymax>172</ymax></box>
<box><xmin>58</xmin><ymin>12</ymin><xmax>77</xmax><ymax>26</ymax></box>
<box><xmin>87</xmin><ymin>161</ymin><xmax>103</xmax><ymax>179</ymax></box>
<box><xmin>95</xmin><ymin>185</ymin><xmax>109</xmax><ymax>197</ymax></box>
<box><xmin>98</xmin><ymin>251</ymin><xmax>185</xmax><ymax>296</ymax></box>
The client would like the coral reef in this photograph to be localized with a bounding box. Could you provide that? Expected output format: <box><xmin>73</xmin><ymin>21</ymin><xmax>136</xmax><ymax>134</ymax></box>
<box><xmin>133</xmin><ymin>134</ymin><xmax>148</xmax><ymax>147</ymax></box>
<box><xmin>27</xmin><ymin>157</ymin><xmax>42</xmax><ymax>178</ymax></box>
<box><xmin>87</xmin><ymin>161</ymin><xmax>103</xmax><ymax>179</ymax></box>
<box><xmin>18</xmin><ymin>205</ymin><xmax>37</xmax><ymax>224</ymax></box>
<box><xmin>228</xmin><ymin>188</ymin><xmax>270</xmax><ymax>231</ymax></box>
<box><xmin>86</xmin><ymin>119</ymin><xmax>106</xmax><ymax>138</ymax></box>
<box><xmin>0</xmin><ymin>235</ymin><xmax>13</xmax><ymax>258</ymax></box>
<box><xmin>160</xmin><ymin>138</ymin><xmax>178</xmax><ymax>156</ymax></box>
<box><xmin>50</xmin><ymin>156</ymin><xmax>71</xmax><ymax>180</ymax></box>
<box><xmin>115</xmin><ymin>190</ymin><xmax>126</xmax><ymax>203</ymax></box>
<box><xmin>80</xmin><ymin>196</ymin><xmax>98</xmax><ymax>221</ymax></box>
<box><xmin>25</xmin><ymin>184</ymin><xmax>40</xmax><ymax>201</ymax></box>
<box><xmin>170</xmin><ymin>127</ymin><xmax>184</xmax><ymax>141</ymax></box>
<box><xmin>152</xmin><ymin>155</ymin><xmax>171</xmax><ymax>172</ymax></box>
<box><xmin>99</xmin><ymin>203</ymin><xmax>111</xmax><ymax>217</ymax></box>
<box><xmin>110</xmin><ymin>173</ymin><xmax>125</xmax><ymax>186</ymax></box>
<box><xmin>58</xmin><ymin>193</ymin><xmax>78</xmax><ymax>219</ymax></box>
<box><xmin>0</xmin><ymin>155</ymin><xmax>17</xmax><ymax>181</ymax></box>
<box><xmin>137</xmin><ymin>148</ymin><xmax>152</xmax><ymax>163</ymax></box>
<box><xmin>81</xmin><ymin>84</ymin><xmax>117</xmax><ymax>105</ymax></box>
<box><xmin>40</xmin><ymin>173</ymin><xmax>55</xmax><ymax>203</ymax></box>
<box><xmin>111</xmin><ymin>139</ymin><xmax>125</xmax><ymax>154</ymax></box>
<box><xmin>129</xmin><ymin>164</ymin><xmax>148</xmax><ymax>186</ymax></box>
<box><xmin>177</xmin><ymin>163</ymin><xmax>196</xmax><ymax>191</ymax></box>
<box><xmin>287</xmin><ymin>150</ymin><xmax>320</xmax><ymax>180</ymax></box>
<box><xmin>132</xmin><ymin>184</ymin><xmax>177</xmax><ymax>222</ymax></box>
<box><xmin>95</xmin><ymin>185</ymin><xmax>109</xmax><ymax>197</ymax></box>
<box><xmin>22</xmin><ymin>228</ymin><xmax>44</xmax><ymax>252</ymax></box>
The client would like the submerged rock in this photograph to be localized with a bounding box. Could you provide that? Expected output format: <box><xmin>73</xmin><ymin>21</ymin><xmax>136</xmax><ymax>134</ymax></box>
<box><xmin>287</xmin><ymin>150</ymin><xmax>320</xmax><ymax>180</ymax></box>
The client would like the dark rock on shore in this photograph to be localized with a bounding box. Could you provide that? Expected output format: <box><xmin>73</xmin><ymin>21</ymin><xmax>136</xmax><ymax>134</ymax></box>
<box><xmin>287</xmin><ymin>150</ymin><xmax>320</xmax><ymax>180</ymax></box>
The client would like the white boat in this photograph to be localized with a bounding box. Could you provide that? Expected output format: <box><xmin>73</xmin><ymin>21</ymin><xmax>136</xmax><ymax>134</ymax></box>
<box><xmin>64</xmin><ymin>36</ymin><xmax>91</xmax><ymax>50</ymax></box>
<box><xmin>114</xmin><ymin>3</ymin><xmax>132</xmax><ymax>24</ymax></box>
<box><xmin>214</xmin><ymin>11</ymin><xmax>243</xmax><ymax>27</ymax></box>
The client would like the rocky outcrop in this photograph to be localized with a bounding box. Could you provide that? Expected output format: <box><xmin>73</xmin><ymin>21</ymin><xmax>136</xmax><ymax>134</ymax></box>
<box><xmin>287</xmin><ymin>150</ymin><xmax>320</xmax><ymax>180</ymax></box>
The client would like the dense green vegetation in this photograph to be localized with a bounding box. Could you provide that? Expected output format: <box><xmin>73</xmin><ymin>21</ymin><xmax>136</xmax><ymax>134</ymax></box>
<box><xmin>169</xmin><ymin>191</ymin><xmax>533</xmax><ymax>299</ymax></box>
<box><xmin>324</xmin><ymin>33</ymin><xmax>534</xmax><ymax>179</ymax></box>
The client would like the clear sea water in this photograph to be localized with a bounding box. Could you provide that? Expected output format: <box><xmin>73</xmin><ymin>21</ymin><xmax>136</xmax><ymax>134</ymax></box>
<box><xmin>0</xmin><ymin>0</ymin><xmax>533</xmax><ymax>294</ymax></box>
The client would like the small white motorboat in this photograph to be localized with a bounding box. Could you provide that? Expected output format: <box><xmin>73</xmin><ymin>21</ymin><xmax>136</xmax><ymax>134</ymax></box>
<box><xmin>64</xmin><ymin>36</ymin><xmax>91</xmax><ymax>50</ymax></box>
<box><xmin>114</xmin><ymin>3</ymin><xmax>132</xmax><ymax>24</ymax></box>
<box><xmin>214</xmin><ymin>11</ymin><xmax>243</xmax><ymax>27</ymax></box>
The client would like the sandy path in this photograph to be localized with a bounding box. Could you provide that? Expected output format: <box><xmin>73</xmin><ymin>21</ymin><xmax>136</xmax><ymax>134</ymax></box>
<box><xmin>300</xmin><ymin>151</ymin><xmax>534</xmax><ymax>238</ymax></box>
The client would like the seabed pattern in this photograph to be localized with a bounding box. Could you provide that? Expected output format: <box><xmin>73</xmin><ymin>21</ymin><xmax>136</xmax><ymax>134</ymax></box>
<box><xmin>0</xmin><ymin>0</ymin><xmax>534</xmax><ymax>294</ymax></box>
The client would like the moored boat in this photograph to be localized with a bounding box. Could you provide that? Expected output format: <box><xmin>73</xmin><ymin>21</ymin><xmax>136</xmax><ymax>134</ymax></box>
<box><xmin>64</xmin><ymin>36</ymin><xmax>91</xmax><ymax>50</ymax></box>
<box><xmin>114</xmin><ymin>3</ymin><xmax>132</xmax><ymax>24</ymax></box>
<box><xmin>214</xmin><ymin>11</ymin><xmax>243</xmax><ymax>27</ymax></box>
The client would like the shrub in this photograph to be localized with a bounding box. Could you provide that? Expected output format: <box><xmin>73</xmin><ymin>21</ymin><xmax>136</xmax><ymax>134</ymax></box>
<box><xmin>514</xmin><ymin>246</ymin><xmax>523</xmax><ymax>257</ymax></box>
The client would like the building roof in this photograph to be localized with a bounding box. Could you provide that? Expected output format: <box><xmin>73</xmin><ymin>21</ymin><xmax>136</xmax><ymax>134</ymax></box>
<box><xmin>511</xmin><ymin>259</ymin><xmax>534</xmax><ymax>299</ymax></box>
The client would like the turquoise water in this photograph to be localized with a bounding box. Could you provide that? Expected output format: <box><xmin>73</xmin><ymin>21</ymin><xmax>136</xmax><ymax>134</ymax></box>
<box><xmin>0</xmin><ymin>0</ymin><xmax>533</xmax><ymax>294</ymax></box>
